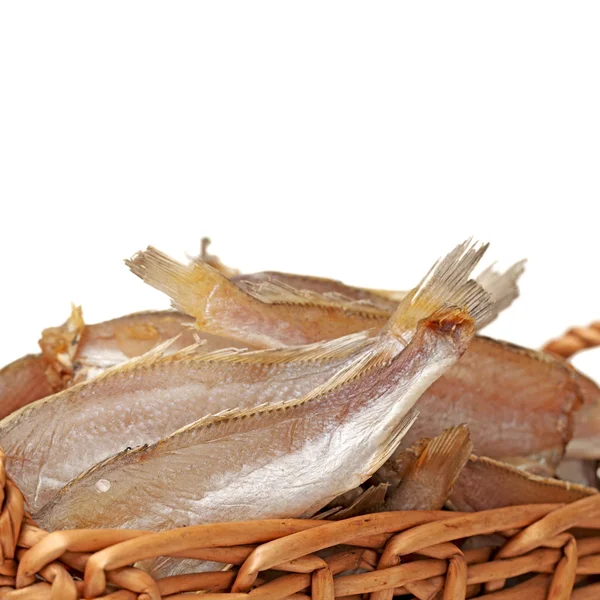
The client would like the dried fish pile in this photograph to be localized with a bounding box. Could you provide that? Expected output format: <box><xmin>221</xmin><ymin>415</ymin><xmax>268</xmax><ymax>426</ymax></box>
<box><xmin>1</xmin><ymin>238</ymin><xmax>600</xmax><ymax>596</ymax></box>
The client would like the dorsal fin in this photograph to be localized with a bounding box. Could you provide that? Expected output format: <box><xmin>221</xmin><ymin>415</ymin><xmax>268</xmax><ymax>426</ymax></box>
<box><xmin>241</xmin><ymin>279</ymin><xmax>390</xmax><ymax>317</ymax></box>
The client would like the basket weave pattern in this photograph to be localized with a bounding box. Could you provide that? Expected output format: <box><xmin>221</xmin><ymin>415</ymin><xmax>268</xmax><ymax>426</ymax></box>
<box><xmin>2</xmin><ymin>326</ymin><xmax>600</xmax><ymax>599</ymax></box>
<box><xmin>2</xmin><ymin>448</ymin><xmax>600</xmax><ymax>599</ymax></box>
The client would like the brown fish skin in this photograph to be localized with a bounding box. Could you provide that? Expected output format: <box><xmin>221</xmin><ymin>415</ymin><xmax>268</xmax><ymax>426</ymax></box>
<box><xmin>447</xmin><ymin>454</ymin><xmax>596</xmax><ymax>512</ymax></box>
<box><xmin>0</xmin><ymin>355</ymin><xmax>57</xmax><ymax>420</ymax></box>
<box><xmin>397</xmin><ymin>337</ymin><xmax>581</xmax><ymax>467</ymax></box>
<box><xmin>562</xmin><ymin>369</ymin><xmax>600</xmax><ymax>459</ymax></box>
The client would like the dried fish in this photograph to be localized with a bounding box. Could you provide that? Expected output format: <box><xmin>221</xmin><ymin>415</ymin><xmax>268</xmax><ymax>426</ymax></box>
<box><xmin>0</xmin><ymin>329</ymin><xmax>366</xmax><ymax>513</ymax></box>
<box><xmin>0</xmin><ymin>355</ymin><xmax>57</xmax><ymax>420</ymax></box>
<box><xmin>199</xmin><ymin>238</ymin><xmax>524</xmax><ymax>326</ymax></box>
<box><xmin>35</xmin><ymin>240</ymin><xmax>491</xmax><ymax>532</ymax></box>
<box><xmin>447</xmin><ymin>454</ymin><xmax>596</xmax><ymax>512</ymax></box>
<box><xmin>398</xmin><ymin>337</ymin><xmax>581</xmax><ymax>469</ymax></box>
<box><xmin>383</xmin><ymin>425</ymin><xmax>472</xmax><ymax>511</ymax></box>
<box><xmin>234</xmin><ymin>260</ymin><xmax>525</xmax><ymax>331</ymax></box>
<box><xmin>0</xmin><ymin>308</ymin><xmax>245</xmax><ymax>420</ymax></box>
<box><xmin>128</xmin><ymin>246</ymin><xmax>576</xmax><ymax>468</ymax></box>
<box><xmin>127</xmin><ymin>246</ymin><xmax>520</xmax><ymax>348</ymax></box>
<box><xmin>563</xmin><ymin>369</ymin><xmax>600</xmax><ymax>459</ymax></box>
<box><xmin>40</xmin><ymin>308</ymin><xmax>245</xmax><ymax>385</ymax></box>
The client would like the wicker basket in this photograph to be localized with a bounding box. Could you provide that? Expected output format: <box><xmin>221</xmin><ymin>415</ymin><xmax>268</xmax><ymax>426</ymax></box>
<box><xmin>2</xmin><ymin>325</ymin><xmax>600</xmax><ymax>599</ymax></box>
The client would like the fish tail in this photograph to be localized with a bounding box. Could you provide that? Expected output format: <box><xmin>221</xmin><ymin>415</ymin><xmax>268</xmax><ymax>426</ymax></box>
<box><xmin>475</xmin><ymin>259</ymin><xmax>526</xmax><ymax>329</ymax></box>
<box><xmin>386</xmin><ymin>240</ymin><xmax>492</xmax><ymax>341</ymax></box>
<box><xmin>385</xmin><ymin>424</ymin><xmax>473</xmax><ymax>511</ymax></box>
<box><xmin>126</xmin><ymin>247</ymin><xmax>257</xmax><ymax>323</ymax></box>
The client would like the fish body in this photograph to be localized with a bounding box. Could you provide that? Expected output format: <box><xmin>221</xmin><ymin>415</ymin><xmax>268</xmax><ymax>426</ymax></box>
<box><xmin>35</xmin><ymin>310</ymin><xmax>475</xmax><ymax>532</ymax></box>
<box><xmin>0</xmin><ymin>332</ymin><xmax>368</xmax><ymax>512</ymax></box>
<box><xmin>398</xmin><ymin>337</ymin><xmax>581</xmax><ymax>467</ymax></box>
<box><xmin>0</xmin><ymin>309</ymin><xmax>245</xmax><ymax>420</ymax></box>
<box><xmin>127</xmin><ymin>246</ymin><xmax>520</xmax><ymax>348</ymax></box>
<box><xmin>35</xmin><ymin>240</ymin><xmax>491</xmax><ymax>531</ymax></box>
<box><xmin>233</xmin><ymin>271</ymin><xmax>399</xmax><ymax>312</ymax></box>
<box><xmin>448</xmin><ymin>454</ymin><xmax>596</xmax><ymax>512</ymax></box>
<box><xmin>128</xmin><ymin>247</ymin><xmax>576</xmax><ymax>467</ymax></box>
<box><xmin>0</xmin><ymin>354</ymin><xmax>57</xmax><ymax>420</ymax></box>
<box><xmin>41</xmin><ymin>309</ymin><xmax>244</xmax><ymax>385</ymax></box>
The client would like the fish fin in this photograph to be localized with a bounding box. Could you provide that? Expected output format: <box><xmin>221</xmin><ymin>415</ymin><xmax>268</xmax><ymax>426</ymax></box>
<box><xmin>331</xmin><ymin>483</ymin><xmax>389</xmax><ymax>520</ymax></box>
<box><xmin>447</xmin><ymin>454</ymin><xmax>597</xmax><ymax>512</ymax></box>
<box><xmin>241</xmin><ymin>279</ymin><xmax>389</xmax><ymax>317</ymax></box>
<box><xmin>364</xmin><ymin>409</ymin><xmax>420</xmax><ymax>477</ymax></box>
<box><xmin>192</xmin><ymin>237</ymin><xmax>241</xmax><ymax>278</ymax></box>
<box><xmin>38</xmin><ymin>304</ymin><xmax>86</xmax><ymax>385</ymax></box>
<box><xmin>165</xmin><ymin>330</ymin><xmax>373</xmax><ymax>366</ymax></box>
<box><xmin>475</xmin><ymin>259</ymin><xmax>526</xmax><ymax>329</ymax></box>
<box><xmin>386</xmin><ymin>240</ymin><xmax>492</xmax><ymax>342</ymax></box>
<box><xmin>385</xmin><ymin>424</ymin><xmax>473</xmax><ymax>511</ymax></box>
<box><xmin>126</xmin><ymin>246</ymin><xmax>261</xmax><ymax>323</ymax></box>
<box><xmin>86</xmin><ymin>335</ymin><xmax>188</xmax><ymax>383</ymax></box>
<box><xmin>161</xmin><ymin>342</ymin><xmax>409</xmax><ymax>443</ymax></box>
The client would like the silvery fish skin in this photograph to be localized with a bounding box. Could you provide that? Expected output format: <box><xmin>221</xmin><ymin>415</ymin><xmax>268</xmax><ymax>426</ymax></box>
<box><xmin>35</xmin><ymin>310</ymin><xmax>481</xmax><ymax>532</ymax></box>
<box><xmin>0</xmin><ymin>329</ymin><xmax>371</xmax><ymax>513</ymax></box>
<box><xmin>447</xmin><ymin>454</ymin><xmax>596</xmax><ymax>512</ymax></box>
<box><xmin>0</xmin><ymin>310</ymin><xmax>244</xmax><ymax>420</ymax></box>
<box><xmin>127</xmin><ymin>247</ymin><xmax>520</xmax><ymax>348</ymax></box>
<box><xmin>34</xmin><ymin>240</ymin><xmax>491</xmax><ymax>532</ymax></box>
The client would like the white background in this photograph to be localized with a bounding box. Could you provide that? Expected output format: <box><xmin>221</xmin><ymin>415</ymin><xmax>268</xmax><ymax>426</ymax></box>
<box><xmin>1</xmin><ymin>3</ymin><xmax>599</xmax><ymax>376</ymax></box>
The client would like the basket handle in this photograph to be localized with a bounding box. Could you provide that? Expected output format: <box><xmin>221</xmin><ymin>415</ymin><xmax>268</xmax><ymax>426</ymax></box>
<box><xmin>543</xmin><ymin>321</ymin><xmax>600</xmax><ymax>359</ymax></box>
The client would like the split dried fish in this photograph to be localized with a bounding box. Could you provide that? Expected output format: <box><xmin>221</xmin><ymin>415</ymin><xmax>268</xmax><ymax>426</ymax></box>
<box><xmin>233</xmin><ymin>259</ymin><xmax>525</xmax><ymax>332</ymax></box>
<box><xmin>35</xmin><ymin>240</ymin><xmax>491</xmax><ymax>532</ymax></box>
<box><xmin>563</xmin><ymin>369</ymin><xmax>600</xmax><ymax>459</ymax></box>
<box><xmin>0</xmin><ymin>328</ymin><xmax>365</xmax><ymax>513</ymax></box>
<box><xmin>397</xmin><ymin>337</ymin><xmax>581</xmax><ymax>468</ymax></box>
<box><xmin>200</xmin><ymin>237</ymin><xmax>524</xmax><ymax>328</ymax></box>
<box><xmin>447</xmin><ymin>454</ymin><xmax>597</xmax><ymax>512</ymax></box>
<box><xmin>0</xmin><ymin>308</ymin><xmax>246</xmax><ymax>420</ymax></box>
<box><xmin>128</xmin><ymin>246</ymin><xmax>578</xmax><ymax>468</ymax></box>
<box><xmin>40</xmin><ymin>308</ymin><xmax>245</xmax><ymax>385</ymax></box>
<box><xmin>127</xmin><ymin>246</ymin><xmax>522</xmax><ymax>348</ymax></box>
<box><xmin>0</xmin><ymin>355</ymin><xmax>57</xmax><ymax>420</ymax></box>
